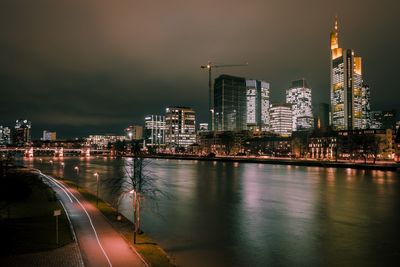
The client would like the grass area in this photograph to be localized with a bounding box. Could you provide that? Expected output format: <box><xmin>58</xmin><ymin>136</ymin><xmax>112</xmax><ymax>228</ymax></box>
<box><xmin>63</xmin><ymin>179</ymin><xmax>175</xmax><ymax>267</ymax></box>
<box><xmin>0</xmin><ymin>168</ymin><xmax>73</xmax><ymax>255</ymax></box>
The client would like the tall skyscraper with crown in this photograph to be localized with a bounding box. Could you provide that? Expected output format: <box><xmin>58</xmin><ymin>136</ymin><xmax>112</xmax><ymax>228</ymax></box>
<box><xmin>330</xmin><ymin>17</ymin><xmax>363</xmax><ymax>130</ymax></box>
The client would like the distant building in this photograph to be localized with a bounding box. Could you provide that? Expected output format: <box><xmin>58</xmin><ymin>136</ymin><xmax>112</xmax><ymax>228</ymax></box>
<box><xmin>370</xmin><ymin>110</ymin><xmax>396</xmax><ymax>130</ymax></box>
<box><xmin>361</xmin><ymin>84</ymin><xmax>371</xmax><ymax>129</ymax></box>
<box><xmin>0</xmin><ymin>126</ymin><xmax>11</xmax><ymax>145</ymax></box>
<box><xmin>198</xmin><ymin>123</ymin><xmax>209</xmax><ymax>132</ymax></box>
<box><xmin>315</xmin><ymin>103</ymin><xmax>330</xmax><ymax>129</ymax></box>
<box><xmin>269</xmin><ymin>103</ymin><xmax>293</xmax><ymax>136</ymax></box>
<box><xmin>165</xmin><ymin>106</ymin><xmax>196</xmax><ymax>148</ymax></box>
<box><xmin>286</xmin><ymin>79</ymin><xmax>313</xmax><ymax>131</ymax></box>
<box><xmin>13</xmin><ymin>119</ymin><xmax>31</xmax><ymax>146</ymax></box>
<box><xmin>42</xmin><ymin>130</ymin><xmax>57</xmax><ymax>141</ymax></box>
<box><xmin>144</xmin><ymin>115</ymin><xmax>166</xmax><ymax>147</ymax></box>
<box><xmin>125</xmin><ymin>125</ymin><xmax>143</xmax><ymax>140</ymax></box>
<box><xmin>214</xmin><ymin>75</ymin><xmax>247</xmax><ymax>131</ymax></box>
<box><xmin>246</xmin><ymin>79</ymin><xmax>270</xmax><ymax>131</ymax></box>
<box><xmin>330</xmin><ymin>17</ymin><xmax>363</xmax><ymax>130</ymax></box>
<box><xmin>85</xmin><ymin>134</ymin><xmax>126</xmax><ymax>149</ymax></box>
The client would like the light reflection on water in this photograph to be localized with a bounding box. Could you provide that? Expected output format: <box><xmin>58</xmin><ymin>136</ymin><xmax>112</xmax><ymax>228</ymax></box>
<box><xmin>24</xmin><ymin>157</ymin><xmax>400</xmax><ymax>267</ymax></box>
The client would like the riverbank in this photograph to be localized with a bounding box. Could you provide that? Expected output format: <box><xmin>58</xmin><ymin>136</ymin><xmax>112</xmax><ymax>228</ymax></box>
<box><xmin>143</xmin><ymin>154</ymin><xmax>400</xmax><ymax>172</ymax></box>
<box><xmin>61</xmin><ymin>178</ymin><xmax>176</xmax><ymax>267</ymax></box>
<box><xmin>0</xmin><ymin>168</ymin><xmax>83</xmax><ymax>267</ymax></box>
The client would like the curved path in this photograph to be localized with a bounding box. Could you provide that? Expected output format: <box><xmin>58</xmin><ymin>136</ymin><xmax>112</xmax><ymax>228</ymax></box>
<box><xmin>41</xmin><ymin>173</ymin><xmax>147</xmax><ymax>267</ymax></box>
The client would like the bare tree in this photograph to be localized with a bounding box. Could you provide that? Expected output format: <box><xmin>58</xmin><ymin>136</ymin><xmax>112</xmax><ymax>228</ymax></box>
<box><xmin>106</xmin><ymin>157</ymin><xmax>164</xmax><ymax>243</ymax></box>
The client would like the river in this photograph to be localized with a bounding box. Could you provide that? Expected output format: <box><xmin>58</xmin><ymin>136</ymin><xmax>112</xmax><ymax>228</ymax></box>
<box><xmin>23</xmin><ymin>157</ymin><xmax>400</xmax><ymax>267</ymax></box>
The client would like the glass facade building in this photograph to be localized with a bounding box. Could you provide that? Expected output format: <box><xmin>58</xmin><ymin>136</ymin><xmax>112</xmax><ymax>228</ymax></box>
<box><xmin>214</xmin><ymin>75</ymin><xmax>247</xmax><ymax>132</ymax></box>
<box><xmin>286</xmin><ymin>79</ymin><xmax>313</xmax><ymax>131</ymax></box>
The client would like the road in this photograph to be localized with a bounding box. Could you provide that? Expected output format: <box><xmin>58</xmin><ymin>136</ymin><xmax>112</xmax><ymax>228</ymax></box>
<box><xmin>41</xmin><ymin>173</ymin><xmax>147</xmax><ymax>267</ymax></box>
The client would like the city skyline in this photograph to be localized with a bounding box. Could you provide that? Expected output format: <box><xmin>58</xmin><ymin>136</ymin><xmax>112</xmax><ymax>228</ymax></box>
<box><xmin>1</xmin><ymin>1</ymin><xmax>399</xmax><ymax>138</ymax></box>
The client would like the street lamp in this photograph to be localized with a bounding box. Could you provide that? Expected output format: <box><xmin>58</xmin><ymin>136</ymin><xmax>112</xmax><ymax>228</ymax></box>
<box><xmin>74</xmin><ymin>166</ymin><xmax>79</xmax><ymax>189</ymax></box>
<box><xmin>94</xmin><ymin>172</ymin><xmax>99</xmax><ymax>207</ymax></box>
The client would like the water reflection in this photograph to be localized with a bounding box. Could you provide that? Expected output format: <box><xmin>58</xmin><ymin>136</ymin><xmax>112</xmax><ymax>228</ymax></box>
<box><xmin>24</xmin><ymin>157</ymin><xmax>400</xmax><ymax>267</ymax></box>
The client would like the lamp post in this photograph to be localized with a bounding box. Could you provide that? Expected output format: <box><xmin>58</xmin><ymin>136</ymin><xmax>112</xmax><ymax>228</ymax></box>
<box><xmin>94</xmin><ymin>172</ymin><xmax>99</xmax><ymax>207</ymax></box>
<box><xmin>74</xmin><ymin>166</ymin><xmax>79</xmax><ymax>189</ymax></box>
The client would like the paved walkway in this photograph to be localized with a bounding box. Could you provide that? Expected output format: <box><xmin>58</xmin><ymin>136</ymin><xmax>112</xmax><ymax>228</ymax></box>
<box><xmin>0</xmin><ymin>243</ymin><xmax>84</xmax><ymax>267</ymax></box>
<box><xmin>41</xmin><ymin>174</ymin><xmax>147</xmax><ymax>267</ymax></box>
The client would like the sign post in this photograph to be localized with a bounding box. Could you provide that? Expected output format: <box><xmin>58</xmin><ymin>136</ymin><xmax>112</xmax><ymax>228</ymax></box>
<box><xmin>54</xmin><ymin>209</ymin><xmax>61</xmax><ymax>245</ymax></box>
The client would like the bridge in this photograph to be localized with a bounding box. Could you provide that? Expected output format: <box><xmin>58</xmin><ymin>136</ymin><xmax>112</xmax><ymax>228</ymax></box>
<box><xmin>0</xmin><ymin>147</ymin><xmax>111</xmax><ymax>157</ymax></box>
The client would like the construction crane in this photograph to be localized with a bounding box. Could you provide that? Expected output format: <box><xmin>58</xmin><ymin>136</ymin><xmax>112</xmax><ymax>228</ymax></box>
<box><xmin>200</xmin><ymin>61</ymin><xmax>248</xmax><ymax>131</ymax></box>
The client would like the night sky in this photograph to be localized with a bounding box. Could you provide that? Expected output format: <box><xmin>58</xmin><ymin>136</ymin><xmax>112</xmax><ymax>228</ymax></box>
<box><xmin>1</xmin><ymin>0</ymin><xmax>399</xmax><ymax>138</ymax></box>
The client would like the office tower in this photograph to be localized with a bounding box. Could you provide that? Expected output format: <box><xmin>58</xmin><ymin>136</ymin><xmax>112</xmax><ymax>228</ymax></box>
<box><xmin>0</xmin><ymin>126</ymin><xmax>11</xmax><ymax>145</ymax></box>
<box><xmin>330</xmin><ymin>17</ymin><xmax>363</xmax><ymax>130</ymax></box>
<box><xmin>165</xmin><ymin>106</ymin><xmax>196</xmax><ymax>147</ymax></box>
<box><xmin>361</xmin><ymin>84</ymin><xmax>371</xmax><ymax>129</ymax></box>
<box><xmin>269</xmin><ymin>103</ymin><xmax>293</xmax><ymax>136</ymax></box>
<box><xmin>125</xmin><ymin>125</ymin><xmax>143</xmax><ymax>140</ymax></box>
<box><xmin>42</xmin><ymin>130</ymin><xmax>57</xmax><ymax>141</ymax></box>
<box><xmin>144</xmin><ymin>115</ymin><xmax>166</xmax><ymax>146</ymax></box>
<box><xmin>246</xmin><ymin>79</ymin><xmax>270</xmax><ymax>131</ymax></box>
<box><xmin>13</xmin><ymin>119</ymin><xmax>31</xmax><ymax>146</ymax></box>
<box><xmin>286</xmin><ymin>79</ymin><xmax>313</xmax><ymax>131</ymax></box>
<box><xmin>370</xmin><ymin>110</ymin><xmax>396</xmax><ymax>130</ymax></box>
<box><xmin>214</xmin><ymin>75</ymin><xmax>247</xmax><ymax>131</ymax></box>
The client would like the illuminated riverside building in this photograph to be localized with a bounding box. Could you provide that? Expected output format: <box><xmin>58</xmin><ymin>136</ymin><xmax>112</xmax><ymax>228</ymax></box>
<box><xmin>286</xmin><ymin>79</ymin><xmax>313</xmax><ymax>131</ymax></box>
<box><xmin>0</xmin><ymin>126</ymin><xmax>11</xmax><ymax>145</ymax></box>
<box><xmin>85</xmin><ymin>134</ymin><xmax>125</xmax><ymax>149</ymax></box>
<box><xmin>165</xmin><ymin>106</ymin><xmax>196</xmax><ymax>148</ymax></box>
<box><xmin>269</xmin><ymin>103</ymin><xmax>293</xmax><ymax>136</ymax></box>
<box><xmin>125</xmin><ymin>125</ymin><xmax>143</xmax><ymax>140</ymax></box>
<box><xmin>370</xmin><ymin>110</ymin><xmax>397</xmax><ymax>130</ymax></box>
<box><xmin>330</xmin><ymin>18</ymin><xmax>363</xmax><ymax>130</ymax></box>
<box><xmin>246</xmin><ymin>79</ymin><xmax>270</xmax><ymax>131</ymax></box>
<box><xmin>198</xmin><ymin>123</ymin><xmax>209</xmax><ymax>132</ymax></box>
<box><xmin>13</xmin><ymin>119</ymin><xmax>31</xmax><ymax>146</ymax></box>
<box><xmin>144</xmin><ymin>115</ymin><xmax>166</xmax><ymax>146</ymax></box>
<box><xmin>42</xmin><ymin>130</ymin><xmax>57</xmax><ymax>141</ymax></box>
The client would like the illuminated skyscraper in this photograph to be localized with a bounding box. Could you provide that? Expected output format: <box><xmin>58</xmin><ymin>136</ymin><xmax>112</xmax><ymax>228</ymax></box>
<box><xmin>165</xmin><ymin>106</ymin><xmax>196</xmax><ymax>147</ymax></box>
<box><xmin>246</xmin><ymin>79</ymin><xmax>270</xmax><ymax>131</ymax></box>
<box><xmin>144</xmin><ymin>115</ymin><xmax>166</xmax><ymax>146</ymax></box>
<box><xmin>286</xmin><ymin>79</ymin><xmax>313</xmax><ymax>131</ymax></box>
<box><xmin>269</xmin><ymin>103</ymin><xmax>293</xmax><ymax>136</ymax></box>
<box><xmin>330</xmin><ymin>17</ymin><xmax>363</xmax><ymax>130</ymax></box>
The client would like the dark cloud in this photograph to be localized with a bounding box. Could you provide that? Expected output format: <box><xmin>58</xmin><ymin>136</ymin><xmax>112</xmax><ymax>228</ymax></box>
<box><xmin>0</xmin><ymin>0</ymin><xmax>399</xmax><ymax>138</ymax></box>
